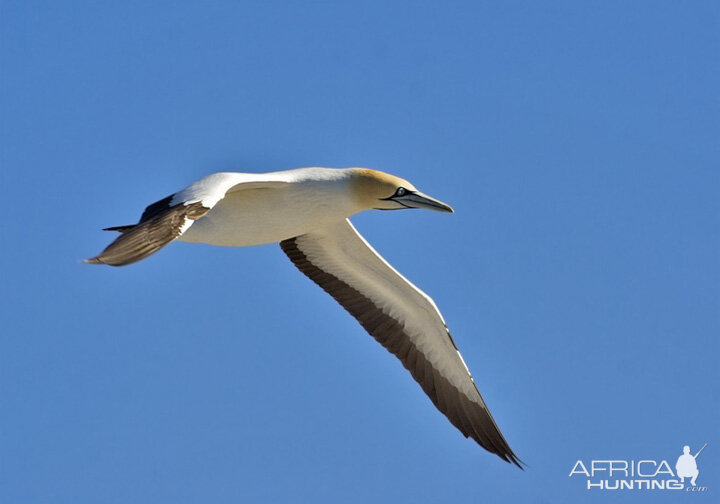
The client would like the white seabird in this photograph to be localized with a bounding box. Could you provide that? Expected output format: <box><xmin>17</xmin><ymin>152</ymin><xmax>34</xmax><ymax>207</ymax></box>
<box><xmin>87</xmin><ymin>167</ymin><xmax>521</xmax><ymax>466</ymax></box>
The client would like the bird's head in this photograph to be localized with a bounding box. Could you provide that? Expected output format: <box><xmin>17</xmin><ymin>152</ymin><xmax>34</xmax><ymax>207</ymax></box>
<box><xmin>349</xmin><ymin>168</ymin><xmax>454</xmax><ymax>213</ymax></box>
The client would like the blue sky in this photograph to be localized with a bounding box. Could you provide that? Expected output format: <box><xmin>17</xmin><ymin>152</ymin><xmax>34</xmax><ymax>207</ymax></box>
<box><xmin>1</xmin><ymin>1</ymin><xmax>718</xmax><ymax>502</ymax></box>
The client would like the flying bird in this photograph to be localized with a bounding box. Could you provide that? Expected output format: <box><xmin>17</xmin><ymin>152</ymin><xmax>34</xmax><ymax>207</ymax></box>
<box><xmin>87</xmin><ymin>167</ymin><xmax>520</xmax><ymax>467</ymax></box>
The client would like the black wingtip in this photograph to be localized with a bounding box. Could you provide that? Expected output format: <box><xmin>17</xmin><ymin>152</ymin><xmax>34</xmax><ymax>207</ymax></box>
<box><xmin>508</xmin><ymin>454</ymin><xmax>525</xmax><ymax>470</ymax></box>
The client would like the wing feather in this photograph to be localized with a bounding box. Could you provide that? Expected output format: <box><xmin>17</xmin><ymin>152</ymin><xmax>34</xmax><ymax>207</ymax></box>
<box><xmin>280</xmin><ymin>219</ymin><xmax>520</xmax><ymax>467</ymax></box>
<box><xmin>87</xmin><ymin>172</ymin><xmax>289</xmax><ymax>266</ymax></box>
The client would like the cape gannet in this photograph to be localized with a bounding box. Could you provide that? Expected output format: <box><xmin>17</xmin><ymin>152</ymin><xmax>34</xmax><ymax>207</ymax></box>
<box><xmin>87</xmin><ymin>167</ymin><xmax>520</xmax><ymax>467</ymax></box>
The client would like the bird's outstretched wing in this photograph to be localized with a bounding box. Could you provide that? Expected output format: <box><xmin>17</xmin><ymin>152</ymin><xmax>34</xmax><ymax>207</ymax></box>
<box><xmin>280</xmin><ymin>219</ymin><xmax>520</xmax><ymax>467</ymax></box>
<box><xmin>87</xmin><ymin>173</ymin><xmax>288</xmax><ymax>266</ymax></box>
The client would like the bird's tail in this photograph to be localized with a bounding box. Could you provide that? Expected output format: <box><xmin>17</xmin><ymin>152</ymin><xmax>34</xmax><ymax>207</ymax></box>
<box><xmin>103</xmin><ymin>225</ymin><xmax>136</xmax><ymax>234</ymax></box>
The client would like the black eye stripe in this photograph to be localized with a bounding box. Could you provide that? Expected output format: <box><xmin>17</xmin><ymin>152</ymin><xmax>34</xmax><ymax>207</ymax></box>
<box><xmin>379</xmin><ymin>187</ymin><xmax>413</xmax><ymax>201</ymax></box>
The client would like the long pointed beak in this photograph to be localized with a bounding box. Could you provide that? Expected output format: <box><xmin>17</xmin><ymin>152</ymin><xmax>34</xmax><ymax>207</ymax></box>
<box><xmin>395</xmin><ymin>191</ymin><xmax>454</xmax><ymax>213</ymax></box>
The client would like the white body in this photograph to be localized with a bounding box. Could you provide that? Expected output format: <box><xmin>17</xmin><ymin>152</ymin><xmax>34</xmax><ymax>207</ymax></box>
<box><xmin>178</xmin><ymin>168</ymin><xmax>360</xmax><ymax>246</ymax></box>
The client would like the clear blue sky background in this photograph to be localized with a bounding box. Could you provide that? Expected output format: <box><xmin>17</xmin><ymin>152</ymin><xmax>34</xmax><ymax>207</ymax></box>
<box><xmin>1</xmin><ymin>2</ymin><xmax>717</xmax><ymax>503</ymax></box>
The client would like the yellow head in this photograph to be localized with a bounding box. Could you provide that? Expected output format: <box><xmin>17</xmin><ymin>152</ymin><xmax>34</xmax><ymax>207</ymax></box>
<box><xmin>349</xmin><ymin>168</ymin><xmax>454</xmax><ymax>213</ymax></box>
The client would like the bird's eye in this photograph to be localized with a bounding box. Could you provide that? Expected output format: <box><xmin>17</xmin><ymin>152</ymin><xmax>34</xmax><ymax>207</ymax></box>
<box><xmin>395</xmin><ymin>187</ymin><xmax>407</xmax><ymax>197</ymax></box>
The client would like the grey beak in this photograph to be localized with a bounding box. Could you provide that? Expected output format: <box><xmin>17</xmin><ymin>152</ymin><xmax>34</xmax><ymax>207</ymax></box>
<box><xmin>395</xmin><ymin>191</ymin><xmax>454</xmax><ymax>213</ymax></box>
